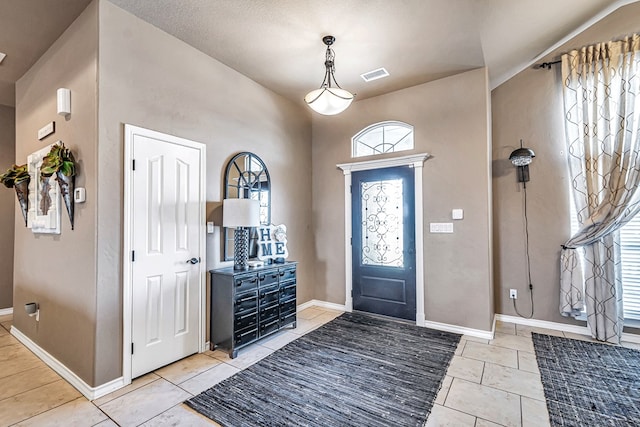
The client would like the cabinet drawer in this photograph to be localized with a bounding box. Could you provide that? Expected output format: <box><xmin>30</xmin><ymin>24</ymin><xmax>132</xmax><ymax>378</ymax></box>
<box><xmin>259</xmin><ymin>285</ymin><xmax>280</xmax><ymax>306</ymax></box>
<box><xmin>234</xmin><ymin>310</ymin><xmax>258</xmax><ymax>331</ymax></box>
<box><xmin>259</xmin><ymin>303</ymin><xmax>279</xmax><ymax>323</ymax></box>
<box><xmin>234</xmin><ymin>291</ymin><xmax>258</xmax><ymax>313</ymax></box>
<box><xmin>260</xmin><ymin>317</ymin><xmax>280</xmax><ymax>337</ymax></box>
<box><xmin>280</xmin><ymin>311</ymin><xmax>296</xmax><ymax>327</ymax></box>
<box><xmin>234</xmin><ymin>274</ymin><xmax>258</xmax><ymax>293</ymax></box>
<box><xmin>279</xmin><ymin>267</ymin><xmax>296</xmax><ymax>282</ymax></box>
<box><xmin>258</xmin><ymin>269</ymin><xmax>280</xmax><ymax>288</ymax></box>
<box><xmin>280</xmin><ymin>298</ymin><xmax>296</xmax><ymax>317</ymax></box>
<box><xmin>234</xmin><ymin>327</ymin><xmax>258</xmax><ymax>347</ymax></box>
<box><xmin>279</xmin><ymin>281</ymin><xmax>296</xmax><ymax>301</ymax></box>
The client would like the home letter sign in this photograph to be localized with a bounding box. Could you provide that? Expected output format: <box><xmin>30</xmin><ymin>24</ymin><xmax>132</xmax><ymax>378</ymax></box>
<box><xmin>257</xmin><ymin>224</ymin><xmax>289</xmax><ymax>261</ymax></box>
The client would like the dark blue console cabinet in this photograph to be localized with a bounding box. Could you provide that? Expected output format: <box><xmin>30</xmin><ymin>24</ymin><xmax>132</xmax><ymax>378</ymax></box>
<box><xmin>210</xmin><ymin>262</ymin><xmax>297</xmax><ymax>358</ymax></box>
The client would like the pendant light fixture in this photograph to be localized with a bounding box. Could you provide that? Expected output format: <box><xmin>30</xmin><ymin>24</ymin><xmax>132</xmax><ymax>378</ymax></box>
<box><xmin>304</xmin><ymin>35</ymin><xmax>354</xmax><ymax>115</ymax></box>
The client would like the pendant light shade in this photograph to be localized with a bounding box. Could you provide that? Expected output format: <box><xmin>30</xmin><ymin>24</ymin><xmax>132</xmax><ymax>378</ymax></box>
<box><xmin>305</xmin><ymin>35</ymin><xmax>354</xmax><ymax>115</ymax></box>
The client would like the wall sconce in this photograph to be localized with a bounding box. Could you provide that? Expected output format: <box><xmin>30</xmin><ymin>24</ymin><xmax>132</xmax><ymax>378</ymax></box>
<box><xmin>223</xmin><ymin>199</ymin><xmax>260</xmax><ymax>270</ymax></box>
<box><xmin>57</xmin><ymin>88</ymin><xmax>71</xmax><ymax>116</ymax></box>
<box><xmin>509</xmin><ymin>141</ymin><xmax>535</xmax><ymax>183</ymax></box>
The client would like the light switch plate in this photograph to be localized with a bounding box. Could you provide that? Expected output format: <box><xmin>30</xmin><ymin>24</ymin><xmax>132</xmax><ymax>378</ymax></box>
<box><xmin>452</xmin><ymin>209</ymin><xmax>464</xmax><ymax>220</ymax></box>
<box><xmin>206</xmin><ymin>221</ymin><xmax>215</xmax><ymax>234</ymax></box>
<box><xmin>38</xmin><ymin>121</ymin><xmax>55</xmax><ymax>140</ymax></box>
<box><xmin>73</xmin><ymin>187</ymin><xmax>86</xmax><ymax>203</ymax></box>
<box><xmin>430</xmin><ymin>223</ymin><xmax>453</xmax><ymax>233</ymax></box>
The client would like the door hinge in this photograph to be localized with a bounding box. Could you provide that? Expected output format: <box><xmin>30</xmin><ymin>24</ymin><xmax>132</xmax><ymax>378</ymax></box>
<box><xmin>350</xmin><ymin>237</ymin><xmax>352</xmax><ymax>246</ymax></box>
<box><xmin>132</xmin><ymin>159</ymin><xmax>136</xmax><ymax>171</ymax></box>
<box><xmin>131</xmin><ymin>343</ymin><xmax>134</xmax><ymax>354</ymax></box>
<box><xmin>350</xmin><ymin>184</ymin><xmax>352</xmax><ymax>194</ymax></box>
<box><xmin>131</xmin><ymin>251</ymin><xmax>135</xmax><ymax>262</ymax></box>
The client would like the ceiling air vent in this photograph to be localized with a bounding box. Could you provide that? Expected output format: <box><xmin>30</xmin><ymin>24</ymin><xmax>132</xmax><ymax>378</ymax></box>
<box><xmin>0</xmin><ymin>52</ymin><xmax>6</xmax><ymax>65</ymax></box>
<box><xmin>360</xmin><ymin>67</ymin><xmax>389</xmax><ymax>82</ymax></box>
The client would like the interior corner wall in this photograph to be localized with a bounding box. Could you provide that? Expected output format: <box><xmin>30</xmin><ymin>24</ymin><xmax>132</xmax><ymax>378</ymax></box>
<box><xmin>13</xmin><ymin>0</ymin><xmax>98</xmax><ymax>385</ymax></box>
<box><xmin>491</xmin><ymin>1</ymin><xmax>640</xmax><ymax>332</ymax></box>
<box><xmin>312</xmin><ymin>67</ymin><xmax>494</xmax><ymax>332</ymax></box>
<box><xmin>0</xmin><ymin>105</ymin><xmax>16</xmax><ymax>309</ymax></box>
<box><xmin>95</xmin><ymin>1</ymin><xmax>313</xmax><ymax>385</ymax></box>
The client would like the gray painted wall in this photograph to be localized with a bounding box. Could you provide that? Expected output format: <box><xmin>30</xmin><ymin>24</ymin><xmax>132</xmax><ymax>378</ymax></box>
<box><xmin>312</xmin><ymin>68</ymin><xmax>494</xmax><ymax>332</ymax></box>
<box><xmin>492</xmin><ymin>2</ymin><xmax>640</xmax><ymax>333</ymax></box>
<box><xmin>0</xmin><ymin>105</ymin><xmax>15</xmax><ymax>309</ymax></box>
<box><xmin>95</xmin><ymin>1</ymin><xmax>314</xmax><ymax>385</ymax></box>
<box><xmin>14</xmin><ymin>0</ymin><xmax>99</xmax><ymax>384</ymax></box>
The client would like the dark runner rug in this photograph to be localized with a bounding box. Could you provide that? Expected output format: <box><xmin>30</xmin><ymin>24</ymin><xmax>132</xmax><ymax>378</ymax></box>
<box><xmin>532</xmin><ymin>333</ymin><xmax>640</xmax><ymax>426</ymax></box>
<box><xmin>186</xmin><ymin>312</ymin><xmax>460</xmax><ymax>427</ymax></box>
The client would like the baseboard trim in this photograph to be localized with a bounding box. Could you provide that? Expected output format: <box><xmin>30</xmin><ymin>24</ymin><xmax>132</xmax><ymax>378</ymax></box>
<box><xmin>10</xmin><ymin>327</ymin><xmax>124</xmax><ymax>400</ymax></box>
<box><xmin>422</xmin><ymin>319</ymin><xmax>494</xmax><ymax>340</ymax></box>
<box><xmin>494</xmin><ymin>314</ymin><xmax>640</xmax><ymax>344</ymax></box>
<box><xmin>0</xmin><ymin>307</ymin><xmax>13</xmax><ymax>316</ymax></box>
<box><xmin>297</xmin><ymin>299</ymin><xmax>346</xmax><ymax>312</ymax></box>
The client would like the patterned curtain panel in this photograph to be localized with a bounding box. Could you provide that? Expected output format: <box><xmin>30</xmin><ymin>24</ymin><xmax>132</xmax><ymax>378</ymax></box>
<box><xmin>560</xmin><ymin>34</ymin><xmax>640</xmax><ymax>344</ymax></box>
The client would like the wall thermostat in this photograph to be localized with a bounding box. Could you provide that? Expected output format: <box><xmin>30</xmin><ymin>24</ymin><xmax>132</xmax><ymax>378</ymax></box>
<box><xmin>74</xmin><ymin>187</ymin><xmax>86</xmax><ymax>203</ymax></box>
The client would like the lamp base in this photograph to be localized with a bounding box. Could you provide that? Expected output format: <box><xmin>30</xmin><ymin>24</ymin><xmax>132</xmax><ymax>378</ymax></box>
<box><xmin>233</xmin><ymin>227</ymin><xmax>250</xmax><ymax>270</ymax></box>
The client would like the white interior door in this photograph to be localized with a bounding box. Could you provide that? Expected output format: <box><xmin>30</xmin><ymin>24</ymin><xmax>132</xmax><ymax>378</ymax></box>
<box><xmin>128</xmin><ymin>128</ymin><xmax>204</xmax><ymax>378</ymax></box>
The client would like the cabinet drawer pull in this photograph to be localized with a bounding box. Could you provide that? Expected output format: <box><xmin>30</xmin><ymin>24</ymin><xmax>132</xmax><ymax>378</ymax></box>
<box><xmin>261</xmin><ymin>319</ymin><xmax>279</xmax><ymax>329</ymax></box>
<box><xmin>282</xmin><ymin>283</ymin><xmax>296</xmax><ymax>291</ymax></box>
<box><xmin>236</xmin><ymin>295</ymin><xmax>256</xmax><ymax>303</ymax></box>
<box><xmin>237</xmin><ymin>278</ymin><xmax>257</xmax><ymax>286</ymax></box>
<box><xmin>280</xmin><ymin>296</ymin><xmax>296</xmax><ymax>305</ymax></box>
<box><xmin>236</xmin><ymin>312</ymin><xmax>255</xmax><ymax>320</ymax></box>
<box><xmin>260</xmin><ymin>289</ymin><xmax>279</xmax><ymax>298</ymax></box>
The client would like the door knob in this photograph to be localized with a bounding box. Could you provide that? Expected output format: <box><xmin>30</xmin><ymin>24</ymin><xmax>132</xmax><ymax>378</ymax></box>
<box><xmin>187</xmin><ymin>257</ymin><xmax>200</xmax><ymax>264</ymax></box>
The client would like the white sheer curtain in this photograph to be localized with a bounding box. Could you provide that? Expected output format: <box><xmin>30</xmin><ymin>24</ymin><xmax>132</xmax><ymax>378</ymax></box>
<box><xmin>559</xmin><ymin>34</ymin><xmax>640</xmax><ymax>344</ymax></box>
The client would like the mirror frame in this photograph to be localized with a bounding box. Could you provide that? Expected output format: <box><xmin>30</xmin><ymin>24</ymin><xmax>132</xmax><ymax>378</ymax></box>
<box><xmin>223</xmin><ymin>152</ymin><xmax>271</xmax><ymax>261</ymax></box>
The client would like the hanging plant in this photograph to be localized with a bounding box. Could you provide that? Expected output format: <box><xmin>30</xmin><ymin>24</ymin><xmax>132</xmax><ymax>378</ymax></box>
<box><xmin>0</xmin><ymin>164</ymin><xmax>30</xmax><ymax>226</ymax></box>
<box><xmin>41</xmin><ymin>143</ymin><xmax>77</xmax><ymax>230</ymax></box>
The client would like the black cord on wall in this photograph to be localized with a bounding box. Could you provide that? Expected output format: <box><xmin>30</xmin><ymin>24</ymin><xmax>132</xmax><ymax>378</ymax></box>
<box><xmin>513</xmin><ymin>180</ymin><xmax>535</xmax><ymax>318</ymax></box>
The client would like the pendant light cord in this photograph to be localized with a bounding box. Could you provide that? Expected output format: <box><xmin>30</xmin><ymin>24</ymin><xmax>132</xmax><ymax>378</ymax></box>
<box><xmin>513</xmin><ymin>180</ymin><xmax>535</xmax><ymax>318</ymax></box>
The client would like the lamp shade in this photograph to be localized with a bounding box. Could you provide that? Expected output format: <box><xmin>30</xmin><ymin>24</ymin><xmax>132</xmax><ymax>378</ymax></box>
<box><xmin>223</xmin><ymin>199</ymin><xmax>260</xmax><ymax>228</ymax></box>
<box><xmin>509</xmin><ymin>147</ymin><xmax>535</xmax><ymax>166</ymax></box>
<box><xmin>304</xmin><ymin>87</ymin><xmax>354</xmax><ymax>116</ymax></box>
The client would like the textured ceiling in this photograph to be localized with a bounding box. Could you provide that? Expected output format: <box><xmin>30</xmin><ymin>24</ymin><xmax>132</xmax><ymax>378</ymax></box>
<box><xmin>0</xmin><ymin>0</ymin><xmax>634</xmax><ymax>108</ymax></box>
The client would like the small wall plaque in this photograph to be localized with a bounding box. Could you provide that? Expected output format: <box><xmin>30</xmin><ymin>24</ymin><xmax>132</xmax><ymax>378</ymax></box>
<box><xmin>37</xmin><ymin>121</ymin><xmax>55</xmax><ymax>140</ymax></box>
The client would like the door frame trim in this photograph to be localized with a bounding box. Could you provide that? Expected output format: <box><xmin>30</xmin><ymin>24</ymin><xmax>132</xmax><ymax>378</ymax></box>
<box><xmin>122</xmin><ymin>124</ymin><xmax>207</xmax><ymax>385</ymax></box>
<box><xmin>337</xmin><ymin>153</ymin><xmax>430</xmax><ymax>326</ymax></box>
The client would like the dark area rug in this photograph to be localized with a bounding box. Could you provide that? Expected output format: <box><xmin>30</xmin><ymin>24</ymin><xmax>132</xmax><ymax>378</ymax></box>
<box><xmin>186</xmin><ymin>312</ymin><xmax>460</xmax><ymax>427</ymax></box>
<box><xmin>532</xmin><ymin>333</ymin><xmax>640</xmax><ymax>426</ymax></box>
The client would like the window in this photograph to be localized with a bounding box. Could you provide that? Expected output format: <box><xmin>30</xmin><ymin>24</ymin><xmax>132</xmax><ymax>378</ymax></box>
<box><xmin>352</xmin><ymin>121</ymin><xmax>414</xmax><ymax>158</ymax></box>
<box><xmin>621</xmin><ymin>216</ymin><xmax>640</xmax><ymax>320</ymax></box>
<box><xmin>569</xmin><ymin>197</ymin><xmax>640</xmax><ymax>320</ymax></box>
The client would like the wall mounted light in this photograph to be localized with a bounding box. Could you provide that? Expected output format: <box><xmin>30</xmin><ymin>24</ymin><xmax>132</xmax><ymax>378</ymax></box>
<box><xmin>57</xmin><ymin>88</ymin><xmax>71</xmax><ymax>116</ymax></box>
<box><xmin>509</xmin><ymin>141</ymin><xmax>535</xmax><ymax>183</ymax></box>
<box><xmin>223</xmin><ymin>199</ymin><xmax>260</xmax><ymax>270</ymax></box>
<box><xmin>304</xmin><ymin>35</ymin><xmax>354</xmax><ymax>116</ymax></box>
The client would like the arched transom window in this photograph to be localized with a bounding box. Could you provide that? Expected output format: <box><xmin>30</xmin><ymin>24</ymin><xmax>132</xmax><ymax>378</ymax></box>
<box><xmin>352</xmin><ymin>121</ymin><xmax>414</xmax><ymax>158</ymax></box>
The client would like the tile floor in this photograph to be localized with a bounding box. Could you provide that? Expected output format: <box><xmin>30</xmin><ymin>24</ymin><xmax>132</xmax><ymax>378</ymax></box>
<box><xmin>1</xmin><ymin>309</ymin><xmax>639</xmax><ymax>426</ymax></box>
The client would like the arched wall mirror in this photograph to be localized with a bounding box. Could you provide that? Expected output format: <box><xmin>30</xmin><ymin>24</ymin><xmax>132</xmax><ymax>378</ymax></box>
<box><xmin>223</xmin><ymin>152</ymin><xmax>271</xmax><ymax>261</ymax></box>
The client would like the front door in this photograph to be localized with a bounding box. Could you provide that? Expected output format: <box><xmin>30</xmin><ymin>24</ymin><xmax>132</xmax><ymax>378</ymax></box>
<box><xmin>130</xmin><ymin>128</ymin><xmax>204</xmax><ymax>378</ymax></box>
<box><xmin>352</xmin><ymin>166</ymin><xmax>416</xmax><ymax>321</ymax></box>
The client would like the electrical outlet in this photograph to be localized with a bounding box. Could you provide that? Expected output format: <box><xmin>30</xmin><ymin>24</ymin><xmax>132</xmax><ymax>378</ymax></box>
<box><xmin>509</xmin><ymin>289</ymin><xmax>517</xmax><ymax>299</ymax></box>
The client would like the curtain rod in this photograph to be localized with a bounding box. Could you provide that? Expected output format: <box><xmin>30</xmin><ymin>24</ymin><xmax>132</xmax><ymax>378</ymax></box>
<box><xmin>536</xmin><ymin>60</ymin><xmax>561</xmax><ymax>70</ymax></box>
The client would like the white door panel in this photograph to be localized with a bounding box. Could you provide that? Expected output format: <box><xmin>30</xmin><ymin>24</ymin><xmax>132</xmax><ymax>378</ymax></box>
<box><xmin>130</xmin><ymin>134</ymin><xmax>202</xmax><ymax>378</ymax></box>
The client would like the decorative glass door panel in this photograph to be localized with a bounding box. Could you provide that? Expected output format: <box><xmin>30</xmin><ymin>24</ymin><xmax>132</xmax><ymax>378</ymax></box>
<box><xmin>361</xmin><ymin>178</ymin><xmax>404</xmax><ymax>268</ymax></box>
<box><xmin>352</xmin><ymin>166</ymin><xmax>416</xmax><ymax>321</ymax></box>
